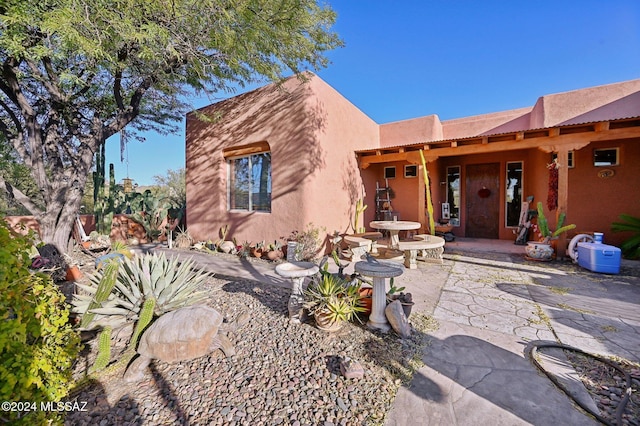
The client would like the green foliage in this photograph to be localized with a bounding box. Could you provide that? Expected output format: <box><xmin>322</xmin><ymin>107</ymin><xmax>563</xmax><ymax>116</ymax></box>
<box><xmin>611</xmin><ymin>214</ymin><xmax>640</xmax><ymax>259</ymax></box>
<box><xmin>304</xmin><ymin>271</ymin><xmax>365</xmax><ymax>323</ymax></box>
<box><xmin>153</xmin><ymin>168</ymin><xmax>186</xmax><ymax>212</ymax></box>
<box><xmin>129</xmin><ymin>297</ymin><xmax>156</xmax><ymax>350</ymax></box>
<box><xmin>73</xmin><ymin>253</ymin><xmax>209</xmax><ymax>329</ymax></box>
<box><xmin>127</xmin><ymin>190</ymin><xmax>175</xmax><ymax>241</ymax></box>
<box><xmin>0</xmin><ymin>218</ymin><xmax>80</xmax><ymax>424</ymax></box>
<box><xmin>0</xmin><ymin>0</ymin><xmax>341</xmax><ymax>253</ymax></box>
<box><xmin>286</xmin><ymin>223</ymin><xmax>325</xmax><ymax>261</ymax></box>
<box><xmin>90</xmin><ymin>326</ymin><xmax>112</xmax><ymax>374</ymax></box>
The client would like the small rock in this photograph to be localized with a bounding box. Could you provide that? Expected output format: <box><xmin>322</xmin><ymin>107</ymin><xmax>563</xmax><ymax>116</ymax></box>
<box><xmin>340</xmin><ymin>357</ymin><xmax>364</xmax><ymax>380</ymax></box>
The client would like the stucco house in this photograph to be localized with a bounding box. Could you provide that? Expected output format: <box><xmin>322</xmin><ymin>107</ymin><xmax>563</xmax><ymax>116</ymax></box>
<box><xmin>185</xmin><ymin>74</ymin><xmax>640</xmax><ymax>253</ymax></box>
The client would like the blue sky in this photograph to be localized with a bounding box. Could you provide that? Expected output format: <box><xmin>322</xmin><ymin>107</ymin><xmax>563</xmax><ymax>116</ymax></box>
<box><xmin>106</xmin><ymin>0</ymin><xmax>640</xmax><ymax>186</ymax></box>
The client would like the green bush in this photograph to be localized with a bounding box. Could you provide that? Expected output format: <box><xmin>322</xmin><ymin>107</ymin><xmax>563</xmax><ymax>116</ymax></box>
<box><xmin>611</xmin><ymin>214</ymin><xmax>640</xmax><ymax>259</ymax></box>
<box><xmin>0</xmin><ymin>218</ymin><xmax>80</xmax><ymax>424</ymax></box>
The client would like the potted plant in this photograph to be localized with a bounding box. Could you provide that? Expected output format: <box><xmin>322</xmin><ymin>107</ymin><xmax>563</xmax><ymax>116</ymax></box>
<box><xmin>386</xmin><ymin>279</ymin><xmax>414</xmax><ymax>318</ymax></box>
<box><xmin>250</xmin><ymin>241</ymin><xmax>265</xmax><ymax>258</ymax></box>
<box><xmin>527</xmin><ymin>202</ymin><xmax>576</xmax><ymax>260</ymax></box>
<box><xmin>304</xmin><ymin>271</ymin><xmax>365</xmax><ymax>332</ymax></box>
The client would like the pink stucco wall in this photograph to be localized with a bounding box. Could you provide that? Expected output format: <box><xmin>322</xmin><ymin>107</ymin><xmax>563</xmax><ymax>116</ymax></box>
<box><xmin>530</xmin><ymin>80</ymin><xmax>640</xmax><ymax>128</ymax></box>
<box><xmin>379</xmin><ymin>115</ymin><xmax>442</xmax><ymax>147</ymax></box>
<box><xmin>185</xmin><ymin>74</ymin><xmax>379</xmax><ymax>249</ymax></box>
<box><xmin>187</xmin><ymin>75</ymin><xmax>640</xmax><ymax>250</ymax></box>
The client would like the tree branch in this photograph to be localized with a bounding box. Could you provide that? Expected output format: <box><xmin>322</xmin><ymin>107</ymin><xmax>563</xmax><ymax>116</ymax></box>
<box><xmin>0</xmin><ymin>173</ymin><xmax>42</xmax><ymax>215</ymax></box>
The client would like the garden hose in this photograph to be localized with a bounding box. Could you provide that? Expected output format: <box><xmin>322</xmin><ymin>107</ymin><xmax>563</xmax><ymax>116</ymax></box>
<box><xmin>526</xmin><ymin>341</ymin><xmax>632</xmax><ymax>426</ymax></box>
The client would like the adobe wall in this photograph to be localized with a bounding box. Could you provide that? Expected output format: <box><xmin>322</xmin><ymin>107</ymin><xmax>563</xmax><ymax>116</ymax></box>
<box><xmin>568</xmin><ymin>137</ymin><xmax>640</xmax><ymax>248</ymax></box>
<box><xmin>185</xmin><ymin>74</ymin><xmax>379</xmax><ymax>249</ymax></box>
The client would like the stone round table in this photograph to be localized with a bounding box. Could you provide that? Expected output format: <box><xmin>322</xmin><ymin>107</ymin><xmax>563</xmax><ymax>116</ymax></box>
<box><xmin>275</xmin><ymin>261</ymin><xmax>319</xmax><ymax>323</ymax></box>
<box><xmin>354</xmin><ymin>259</ymin><xmax>404</xmax><ymax>332</ymax></box>
<box><xmin>369</xmin><ymin>220</ymin><xmax>421</xmax><ymax>249</ymax></box>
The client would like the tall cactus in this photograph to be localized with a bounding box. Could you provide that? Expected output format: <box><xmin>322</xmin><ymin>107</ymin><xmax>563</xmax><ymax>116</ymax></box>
<box><xmin>103</xmin><ymin>163</ymin><xmax>115</xmax><ymax>234</ymax></box>
<box><xmin>351</xmin><ymin>198</ymin><xmax>367</xmax><ymax>234</ymax></box>
<box><xmin>93</xmin><ymin>144</ymin><xmax>106</xmax><ymax>234</ymax></box>
<box><xmin>129</xmin><ymin>297</ymin><xmax>156</xmax><ymax>350</ymax></box>
<box><xmin>90</xmin><ymin>326</ymin><xmax>112</xmax><ymax>373</ymax></box>
<box><xmin>80</xmin><ymin>259</ymin><xmax>120</xmax><ymax>329</ymax></box>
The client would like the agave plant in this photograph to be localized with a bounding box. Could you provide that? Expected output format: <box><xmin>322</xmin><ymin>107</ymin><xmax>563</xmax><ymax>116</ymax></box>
<box><xmin>304</xmin><ymin>270</ymin><xmax>365</xmax><ymax>325</ymax></box>
<box><xmin>611</xmin><ymin>214</ymin><xmax>640</xmax><ymax>259</ymax></box>
<box><xmin>73</xmin><ymin>253</ymin><xmax>211</xmax><ymax>330</ymax></box>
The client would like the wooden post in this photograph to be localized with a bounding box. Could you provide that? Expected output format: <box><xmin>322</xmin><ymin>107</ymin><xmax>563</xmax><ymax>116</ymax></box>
<box><xmin>556</xmin><ymin>148</ymin><xmax>570</xmax><ymax>257</ymax></box>
<box><xmin>418</xmin><ymin>165</ymin><xmax>426</xmax><ymax>233</ymax></box>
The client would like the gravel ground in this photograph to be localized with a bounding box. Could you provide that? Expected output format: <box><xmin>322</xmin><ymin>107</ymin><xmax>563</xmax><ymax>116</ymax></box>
<box><xmin>62</xmin><ymin>248</ymin><xmax>640</xmax><ymax>425</ymax></box>
<box><xmin>565</xmin><ymin>351</ymin><xmax>640</xmax><ymax>426</ymax></box>
<box><xmin>64</xmin><ymin>270</ymin><xmax>436</xmax><ymax>426</ymax></box>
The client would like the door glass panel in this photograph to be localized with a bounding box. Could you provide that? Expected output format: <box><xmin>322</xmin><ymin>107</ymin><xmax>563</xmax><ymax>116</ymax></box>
<box><xmin>446</xmin><ymin>166</ymin><xmax>461</xmax><ymax>226</ymax></box>
<box><xmin>506</xmin><ymin>162</ymin><xmax>523</xmax><ymax>227</ymax></box>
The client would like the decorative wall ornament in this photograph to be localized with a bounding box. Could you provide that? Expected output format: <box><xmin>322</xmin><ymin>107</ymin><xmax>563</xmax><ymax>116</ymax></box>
<box><xmin>478</xmin><ymin>187</ymin><xmax>491</xmax><ymax>198</ymax></box>
<box><xmin>597</xmin><ymin>169</ymin><xmax>615</xmax><ymax>179</ymax></box>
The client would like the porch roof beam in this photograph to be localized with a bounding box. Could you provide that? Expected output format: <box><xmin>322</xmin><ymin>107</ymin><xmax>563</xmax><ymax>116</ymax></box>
<box><xmin>357</xmin><ymin>124</ymin><xmax>639</xmax><ymax>168</ymax></box>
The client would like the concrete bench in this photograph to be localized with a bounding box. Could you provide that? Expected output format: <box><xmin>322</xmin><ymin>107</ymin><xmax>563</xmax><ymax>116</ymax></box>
<box><xmin>344</xmin><ymin>235</ymin><xmax>373</xmax><ymax>260</ymax></box>
<box><xmin>398</xmin><ymin>235</ymin><xmax>446</xmax><ymax>269</ymax></box>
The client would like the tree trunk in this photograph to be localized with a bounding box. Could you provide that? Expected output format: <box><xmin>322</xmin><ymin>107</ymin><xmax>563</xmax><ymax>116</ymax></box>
<box><xmin>34</xmin><ymin>163</ymin><xmax>89</xmax><ymax>254</ymax></box>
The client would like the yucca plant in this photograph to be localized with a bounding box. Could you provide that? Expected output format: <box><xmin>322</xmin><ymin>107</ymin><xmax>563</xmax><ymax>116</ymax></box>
<box><xmin>611</xmin><ymin>214</ymin><xmax>640</xmax><ymax>259</ymax></box>
<box><xmin>73</xmin><ymin>253</ymin><xmax>211</xmax><ymax>329</ymax></box>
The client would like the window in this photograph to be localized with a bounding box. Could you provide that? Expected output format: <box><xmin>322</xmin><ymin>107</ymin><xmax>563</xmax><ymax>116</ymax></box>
<box><xmin>404</xmin><ymin>165</ymin><xmax>417</xmax><ymax>178</ymax></box>
<box><xmin>505</xmin><ymin>162</ymin><xmax>523</xmax><ymax>227</ymax></box>
<box><xmin>228</xmin><ymin>152</ymin><xmax>271</xmax><ymax>212</ymax></box>
<box><xmin>384</xmin><ymin>166</ymin><xmax>396</xmax><ymax>179</ymax></box>
<box><xmin>552</xmin><ymin>151</ymin><xmax>574</xmax><ymax>168</ymax></box>
<box><xmin>446</xmin><ymin>166</ymin><xmax>461</xmax><ymax>226</ymax></box>
<box><xmin>594</xmin><ymin>148</ymin><xmax>619</xmax><ymax>166</ymax></box>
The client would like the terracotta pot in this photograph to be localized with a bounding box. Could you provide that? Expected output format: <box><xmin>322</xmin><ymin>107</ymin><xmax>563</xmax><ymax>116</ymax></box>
<box><xmin>314</xmin><ymin>310</ymin><xmax>343</xmax><ymax>332</ymax></box>
<box><xmin>266</xmin><ymin>249</ymin><xmax>283</xmax><ymax>260</ymax></box>
<box><xmin>251</xmin><ymin>248</ymin><xmax>264</xmax><ymax>258</ymax></box>
<box><xmin>65</xmin><ymin>265</ymin><xmax>82</xmax><ymax>282</ymax></box>
<box><xmin>359</xmin><ymin>287</ymin><xmax>373</xmax><ymax>316</ymax></box>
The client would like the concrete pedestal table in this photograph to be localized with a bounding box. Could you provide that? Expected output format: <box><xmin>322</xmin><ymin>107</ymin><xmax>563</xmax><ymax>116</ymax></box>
<box><xmin>354</xmin><ymin>259</ymin><xmax>404</xmax><ymax>332</ymax></box>
<box><xmin>275</xmin><ymin>262</ymin><xmax>319</xmax><ymax>322</ymax></box>
<box><xmin>369</xmin><ymin>220</ymin><xmax>421</xmax><ymax>249</ymax></box>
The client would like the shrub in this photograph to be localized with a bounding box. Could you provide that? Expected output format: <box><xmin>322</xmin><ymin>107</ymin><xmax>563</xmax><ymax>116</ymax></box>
<box><xmin>611</xmin><ymin>214</ymin><xmax>640</xmax><ymax>259</ymax></box>
<box><xmin>285</xmin><ymin>223</ymin><xmax>325</xmax><ymax>261</ymax></box>
<box><xmin>0</xmin><ymin>218</ymin><xmax>80</xmax><ymax>424</ymax></box>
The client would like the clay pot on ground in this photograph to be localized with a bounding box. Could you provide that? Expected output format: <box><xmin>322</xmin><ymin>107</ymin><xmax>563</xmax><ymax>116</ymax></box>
<box><xmin>65</xmin><ymin>265</ymin><xmax>83</xmax><ymax>282</ymax></box>
<box><xmin>314</xmin><ymin>309</ymin><xmax>343</xmax><ymax>332</ymax></box>
<box><xmin>358</xmin><ymin>287</ymin><xmax>373</xmax><ymax>316</ymax></box>
<box><xmin>250</xmin><ymin>247</ymin><xmax>264</xmax><ymax>258</ymax></box>
<box><xmin>265</xmin><ymin>249</ymin><xmax>284</xmax><ymax>261</ymax></box>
